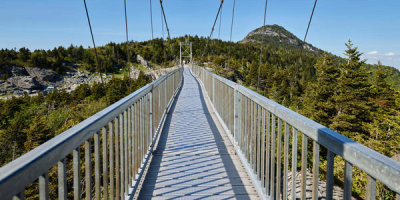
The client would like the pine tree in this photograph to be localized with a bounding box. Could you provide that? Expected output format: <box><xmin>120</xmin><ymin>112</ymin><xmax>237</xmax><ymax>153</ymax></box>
<box><xmin>303</xmin><ymin>53</ymin><xmax>339</xmax><ymax>126</ymax></box>
<box><xmin>330</xmin><ymin>40</ymin><xmax>372</xmax><ymax>138</ymax></box>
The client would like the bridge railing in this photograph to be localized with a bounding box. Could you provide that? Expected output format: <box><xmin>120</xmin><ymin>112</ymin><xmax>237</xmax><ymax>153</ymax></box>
<box><xmin>190</xmin><ymin>65</ymin><xmax>400</xmax><ymax>200</ymax></box>
<box><xmin>0</xmin><ymin>67</ymin><xmax>183</xmax><ymax>200</ymax></box>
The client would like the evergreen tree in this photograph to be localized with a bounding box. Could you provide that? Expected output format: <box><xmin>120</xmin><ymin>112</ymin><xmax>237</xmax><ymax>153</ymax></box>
<box><xmin>365</xmin><ymin>61</ymin><xmax>400</xmax><ymax>156</ymax></box>
<box><xmin>330</xmin><ymin>40</ymin><xmax>372</xmax><ymax>138</ymax></box>
<box><xmin>303</xmin><ymin>53</ymin><xmax>339</xmax><ymax>126</ymax></box>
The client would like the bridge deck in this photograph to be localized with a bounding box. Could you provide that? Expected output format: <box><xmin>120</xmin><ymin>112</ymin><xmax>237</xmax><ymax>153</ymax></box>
<box><xmin>137</xmin><ymin>68</ymin><xmax>259</xmax><ymax>199</ymax></box>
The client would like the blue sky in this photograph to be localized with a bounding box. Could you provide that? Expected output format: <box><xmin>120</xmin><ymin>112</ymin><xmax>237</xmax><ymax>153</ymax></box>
<box><xmin>0</xmin><ymin>0</ymin><xmax>399</xmax><ymax>68</ymax></box>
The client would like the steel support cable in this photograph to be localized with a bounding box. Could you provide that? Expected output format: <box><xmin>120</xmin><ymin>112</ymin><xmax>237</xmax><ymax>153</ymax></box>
<box><xmin>150</xmin><ymin>0</ymin><xmax>154</xmax><ymax>40</ymax></box>
<box><xmin>159</xmin><ymin>0</ymin><xmax>171</xmax><ymax>40</ymax></box>
<box><xmin>209</xmin><ymin>1</ymin><xmax>224</xmax><ymax>39</ymax></box>
<box><xmin>304</xmin><ymin>0</ymin><xmax>318</xmax><ymax>43</ymax></box>
<box><xmin>124</xmin><ymin>0</ymin><xmax>132</xmax><ymax>91</ymax></box>
<box><xmin>218</xmin><ymin>3</ymin><xmax>223</xmax><ymax>39</ymax></box>
<box><xmin>83</xmin><ymin>0</ymin><xmax>107</xmax><ymax>102</ymax></box>
<box><xmin>159</xmin><ymin>0</ymin><xmax>172</xmax><ymax>64</ymax></box>
<box><xmin>257</xmin><ymin>0</ymin><xmax>268</xmax><ymax>91</ymax></box>
<box><xmin>203</xmin><ymin>0</ymin><xmax>224</xmax><ymax>57</ymax></box>
<box><xmin>295</xmin><ymin>0</ymin><xmax>318</xmax><ymax>76</ymax></box>
<box><xmin>161</xmin><ymin>7</ymin><xmax>164</xmax><ymax>39</ymax></box>
<box><xmin>229</xmin><ymin>0</ymin><xmax>235</xmax><ymax>42</ymax></box>
<box><xmin>226</xmin><ymin>0</ymin><xmax>236</xmax><ymax>70</ymax></box>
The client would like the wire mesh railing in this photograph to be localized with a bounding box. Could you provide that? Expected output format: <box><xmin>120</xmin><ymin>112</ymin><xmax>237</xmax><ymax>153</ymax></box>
<box><xmin>191</xmin><ymin>65</ymin><xmax>400</xmax><ymax>200</ymax></box>
<box><xmin>0</xmin><ymin>67</ymin><xmax>183</xmax><ymax>200</ymax></box>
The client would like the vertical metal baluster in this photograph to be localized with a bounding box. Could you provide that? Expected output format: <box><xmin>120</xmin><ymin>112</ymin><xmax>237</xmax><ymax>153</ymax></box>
<box><xmin>115</xmin><ymin>117</ymin><xmax>120</xmax><ymax>200</ymax></box>
<box><xmin>326</xmin><ymin>150</ymin><xmax>334</xmax><ymax>200</ymax></box>
<box><xmin>94</xmin><ymin>132</ymin><xmax>101</xmax><ymax>200</ymax></box>
<box><xmin>102</xmin><ymin>127</ymin><xmax>108</xmax><ymax>199</ymax></box>
<box><xmin>132</xmin><ymin>104</ymin><xmax>136</xmax><ymax>181</ymax></box>
<box><xmin>58</xmin><ymin>158</ymin><xmax>67</xmax><ymax>200</ymax></box>
<box><xmin>312</xmin><ymin>141</ymin><xmax>319</xmax><ymax>200</ymax></box>
<box><xmin>109</xmin><ymin>122</ymin><xmax>114</xmax><ymax>200</ymax></box>
<box><xmin>247</xmin><ymin>98</ymin><xmax>251</xmax><ymax>161</ymax></box>
<box><xmin>250</xmin><ymin>100</ymin><xmax>253</xmax><ymax>169</ymax></box>
<box><xmin>124</xmin><ymin>110</ymin><xmax>128</xmax><ymax>195</ymax></box>
<box><xmin>73</xmin><ymin>148</ymin><xmax>81</xmax><ymax>200</ymax></box>
<box><xmin>261</xmin><ymin>108</ymin><xmax>266</xmax><ymax>188</ymax></box>
<box><xmin>127</xmin><ymin>107</ymin><xmax>132</xmax><ymax>188</ymax></box>
<box><xmin>253</xmin><ymin>102</ymin><xmax>257</xmax><ymax>172</ymax></box>
<box><xmin>291</xmin><ymin>128</ymin><xmax>298</xmax><ymax>200</ymax></box>
<box><xmin>85</xmin><ymin>139</ymin><xmax>92</xmax><ymax>200</ymax></box>
<box><xmin>39</xmin><ymin>172</ymin><xmax>49</xmax><ymax>200</ymax></box>
<box><xmin>257</xmin><ymin>104</ymin><xmax>261</xmax><ymax>180</ymax></box>
<box><xmin>135</xmin><ymin>102</ymin><xmax>139</xmax><ymax>175</ymax></box>
<box><xmin>119</xmin><ymin>114</ymin><xmax>124</xmax><ymax>198</ymax></box>
<box><xmin>150</xmin><ymin>90</ymin><xmax>153</xmax><ymax>146</ymax></box>
<box><xmin>243</xmin><ymin>97</ymin><xmax>247</xmax><ymax>157</ymax></box>
<box><xmin>344</xmin><ymin>161</ymin><xmax>353</xmax><ymax>200</ymax></box>
<box><xmin>276</xmin><ymin>118</ymin><xmax>282</xmax><ymax>200</ymax></box>
<box><xmin>301</xmin><ymin>134</ymin><xmax>308</xmax><ymax>200</ymax></box>
<box><xmin>270</xmin><ymin>114</ymin><xmax>276</xmax><ymax>198</ymax></box>
<box><xmin>283</xmin><ymin>122</ymin><xmax>290</xmax><ymax>200</ymax></box>
<box><xmin>366</xmin><ymin>175</ymin><xmax>376</xmax><ymax>200</ymax></box>
<box><xmin>139</xmin><ymin>99</ymin><xmax>143</xmax><ymax>171</ymax></box>
<box><xmin>265</xmin><ymin>111</ymin><xmax>270</xmax><ymax>195</ymax></box>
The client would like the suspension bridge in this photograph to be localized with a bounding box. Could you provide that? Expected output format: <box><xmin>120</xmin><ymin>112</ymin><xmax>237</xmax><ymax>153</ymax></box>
<box><xmin>1</xmin><ymin>0</ymin><xmax>400</xmax><ymax>200</ymax></box>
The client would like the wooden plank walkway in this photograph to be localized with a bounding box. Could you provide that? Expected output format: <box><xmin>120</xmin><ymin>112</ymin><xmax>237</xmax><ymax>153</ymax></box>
<box><xmin>137</xmin><ymin>68</ymin><xmax>259</xmax><ymax>199</ymax></box>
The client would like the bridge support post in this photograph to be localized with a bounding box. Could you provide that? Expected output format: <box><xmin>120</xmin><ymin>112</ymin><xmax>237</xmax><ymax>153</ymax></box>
<box><xmin>234</xmin><ymin>87</ymin><xmax>241</xmax><ymax>145</ymax></box>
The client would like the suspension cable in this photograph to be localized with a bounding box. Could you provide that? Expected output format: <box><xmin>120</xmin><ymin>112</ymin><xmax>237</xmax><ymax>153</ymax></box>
<box><xmin>257</xmin><ymin>0</ymin><xmax>268</xmax><ymax>91</ymax></box>
<box><xmin>159</xmin><ymin>0</ymin><xmax>171</xmax><ymax>40</ymax></box>
<box><xmin>123</xmin><ymin>0</ymin><xmax>132</xmax><ymax>91</ymax></box>
<box><xmin>209</xmin><ymin>0</ymin><xmax>224</xmax><ymax>39</ymax></box>
<box><xmin>229</xmin><ymin>0</ymin><xmax>236</xmax><ymax>42</ymax></box>
<box><xmin>150</xmin><ymin>0</ymin><xmax>154</xmax><ymax>40</ymax></box>
<box><xmin>218</xmin><ymin>4</ymin><xmax>223</xmax><ymax>39</ymax></box>
<box><xmin>161</xmin><ymin>6</ymin><xmax>164</xmax><ymax>39</ymax></box>
<box><xmin>83</xmin><ymin>0</ymin><xmax>106</xmax><ymax>94</ymax></box>
<box><xmin>294</xmin><ymin>0</ymin><xmax>318</xmax><ymax>82</ymax></box>
<box><xmin>204</xmin><ymin>0</ymin><xmax>224</xmax><ymax>57</ymax></box>
<box><xmin>304</xmin><ymin>0</ymin><xmax>318</xmax><ymax>43</ymax></box>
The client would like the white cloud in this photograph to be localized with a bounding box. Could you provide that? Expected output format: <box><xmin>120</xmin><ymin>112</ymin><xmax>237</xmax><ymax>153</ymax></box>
<box><xmin>367</xmin><ymin>50</ymin><xmax>378</xmax><ymax>55</ymax></box>
<box><xmin>384</xmin><ymin>52</ymin><xmax>395</xmax><ymax>56</ymax></box>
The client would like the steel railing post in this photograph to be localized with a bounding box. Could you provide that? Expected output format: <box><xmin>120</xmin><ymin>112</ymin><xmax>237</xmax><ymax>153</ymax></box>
<box><xmin>234</xmin><ymin>87</ymin><xmax>241</xmax><ymax>144</ymax></box>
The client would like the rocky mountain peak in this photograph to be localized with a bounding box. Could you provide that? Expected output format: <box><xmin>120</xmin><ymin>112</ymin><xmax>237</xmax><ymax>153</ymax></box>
<box><xmin>241</xmin><ymin>24</ymin><xmax>319</xmax><ymax>52</ymax></box>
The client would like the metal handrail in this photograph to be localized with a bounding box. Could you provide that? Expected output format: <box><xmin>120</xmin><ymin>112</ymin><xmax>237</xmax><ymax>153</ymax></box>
<box><xmin>0</xmin><ymin>67</ymin><xmax>183</xmax><ymax>200</ymax></box>
<box><xmin>190</xmin><ymin>65</ymin><xmax>400</xmax><ymax>200</ymax></box>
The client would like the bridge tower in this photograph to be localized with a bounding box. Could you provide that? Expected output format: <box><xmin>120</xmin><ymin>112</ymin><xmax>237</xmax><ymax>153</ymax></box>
<box><xmin>179</xmin><ymin>42</ymin><xmax>192</xmax><ymax>66</ymax></box>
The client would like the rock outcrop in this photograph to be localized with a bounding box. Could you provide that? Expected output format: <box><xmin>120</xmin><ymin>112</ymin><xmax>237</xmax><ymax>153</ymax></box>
<box><xmin>25</xmin><ymin>67</ymin><xmax>62</xmax><ymax>86</ymax></box>
<box><xmin>8</xmin><ymin>76</ymin><xmax>42</xmax><ymax>90</ymax></box>
<box><xmin>136</xmin><ymin>54</ymin><xmax>154</xmax><ymax>69</ymax></box>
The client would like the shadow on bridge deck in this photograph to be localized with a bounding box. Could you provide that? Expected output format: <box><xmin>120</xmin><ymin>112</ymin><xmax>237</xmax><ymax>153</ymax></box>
<box><xmin>137</xmin><ymin>68</ymin><xmax>259</xmax><ymax>200</ymax></box>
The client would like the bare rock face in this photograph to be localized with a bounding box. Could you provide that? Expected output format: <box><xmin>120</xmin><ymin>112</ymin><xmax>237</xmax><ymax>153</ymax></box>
<box><xmin>11</xmin><ymin>66</ymin><xmax>29</xmax><ymax>76</ymax></box>
<box><xmin>145</xmin><ymin>67</ymin><xmax>178</xmax><ymax>80</ymax></box>
<box><xmin>136</xmin><ymin>54</ymin><xmax>154</xmax><ymax>69</ymax></box>
<box><xmin>25</xmin><ymin>67</ymin><xmax>62</xmax><ymax>85</ymax></box>
<box><xmin>8</xmin><ymin>76</ymin><xmax>42</xmax><ymax>90</ymax></box>
<box><xmin>0</xmin><ymin>81</ymin><xmax>16</xmax><ymax>93</ymax></box>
